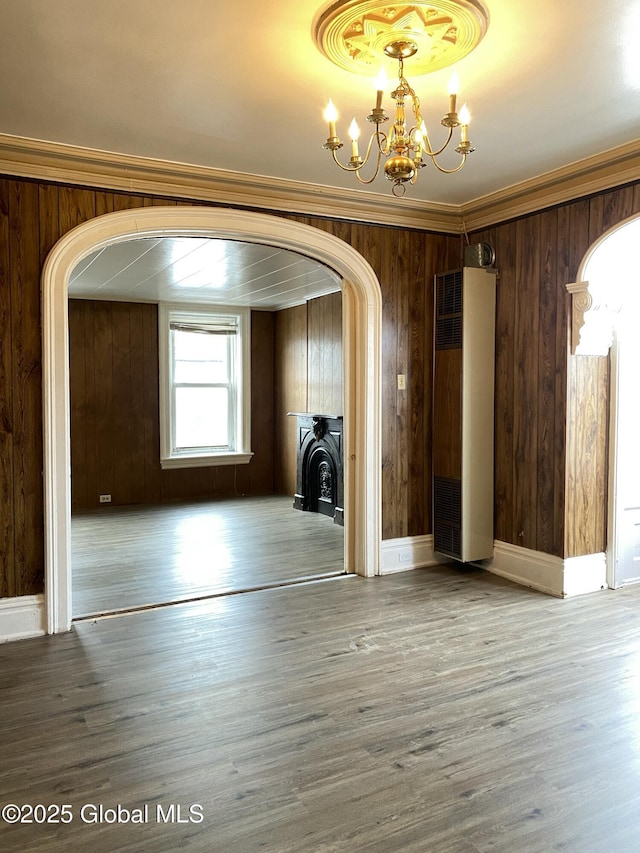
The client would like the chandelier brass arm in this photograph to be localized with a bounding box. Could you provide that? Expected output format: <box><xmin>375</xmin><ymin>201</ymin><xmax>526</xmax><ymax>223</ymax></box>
<box><xmin>326</xmin><ymin>127</ymin><xmax>389</xmax><ymax>186</ymax></box>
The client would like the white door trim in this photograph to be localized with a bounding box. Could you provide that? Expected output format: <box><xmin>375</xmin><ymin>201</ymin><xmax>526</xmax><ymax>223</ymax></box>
<box><xmin>607</xmin><ymin>332</ymin><xmax>621</xmax><ymax>587</ymax></box>
<box><xmin>42</xmin><ymin>207</ymin><xmax>382</xmax><ymax>633</ymax></box>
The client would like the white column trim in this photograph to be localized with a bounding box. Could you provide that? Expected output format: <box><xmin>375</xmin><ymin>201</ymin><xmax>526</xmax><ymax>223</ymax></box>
<box><xmin>563</xmin><ymin>553</ymin><xmax>608</xmax><ymax>597</ymax></box>
<box><xmin>42</xmin><ymin>207</ymin><xmax>382</xmax><ymax>633</ymax></box>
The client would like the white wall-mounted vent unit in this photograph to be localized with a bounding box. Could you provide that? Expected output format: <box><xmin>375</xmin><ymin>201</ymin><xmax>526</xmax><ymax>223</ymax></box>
<box><xmin>432</xmin><ymin>266</ymin><xmax>497</xmax><ymax>562</ymax></box>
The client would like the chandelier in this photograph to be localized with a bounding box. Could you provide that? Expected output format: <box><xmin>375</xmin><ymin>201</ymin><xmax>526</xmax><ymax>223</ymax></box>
<box><xmin>313</xmin><ymin>0</ymin><xmax>489</xmax><ymax>196</ymax></box>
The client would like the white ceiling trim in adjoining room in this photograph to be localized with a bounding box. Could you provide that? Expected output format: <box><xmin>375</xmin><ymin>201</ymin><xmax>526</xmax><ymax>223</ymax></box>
<box><xmin>68</xmin><ymin>236</ymin><xmax>342</xmax><ymax>311</ymax></box>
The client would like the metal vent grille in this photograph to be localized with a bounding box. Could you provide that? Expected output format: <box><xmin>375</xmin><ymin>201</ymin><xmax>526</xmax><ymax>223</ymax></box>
<box><xmin>434</xmin><ymin>521</ymin><xmax>462</xmax><ymax>559</ymax></box>
<box><xmin>433</xmin><ymin>476</ymin><xmax>462</xmax><ymax>559</ymax></box>
<box><xmin>435</xmin><ymin>270</ymin><xmax>462</xmax><ymax>350</ymax></box>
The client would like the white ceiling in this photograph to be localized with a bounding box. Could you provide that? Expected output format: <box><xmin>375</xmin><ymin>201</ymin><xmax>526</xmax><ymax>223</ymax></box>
<box><xmin>68</xmin><ymin>237</ymin><xmax>341</xmax><ymax>310</ymax></box>
<box><xmin>0</xmin><ymin>0</ymin><xmax>638</xmax><ymax>208</ymax></box>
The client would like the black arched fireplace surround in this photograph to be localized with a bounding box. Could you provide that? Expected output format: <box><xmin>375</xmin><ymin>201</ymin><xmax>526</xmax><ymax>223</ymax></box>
<box><xmin>289</xmin><ymin>413</ymin><xmax>344</xmax><ymax>525</ymax></box>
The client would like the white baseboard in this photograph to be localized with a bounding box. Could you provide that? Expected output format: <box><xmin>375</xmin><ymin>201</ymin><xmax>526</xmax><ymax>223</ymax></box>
<box><xmin>482</xmin><ymin>541</ymin><xmax>565</xmax><ymax>597</ymax></box>
<box><xmin>483</xmin><ymin>542</ymin><xmax>607</xmax><ymax>598</ymax></box>
<box><xmin>381</xmin><ymin>537</ymin><xmax>608</xmax><ymax>598</ymax></box>
<box><xmin>380</xmin><ymin>535</ymin><xmax>449</xmax><ymax>574</ymax></box>
<box><xmin>0</xmin><ymin>595</ymin><xmax>46</xmax><ymax>642</ymax></box>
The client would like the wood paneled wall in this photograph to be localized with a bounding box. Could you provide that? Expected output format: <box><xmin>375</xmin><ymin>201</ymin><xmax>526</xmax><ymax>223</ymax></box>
<box><xmin>3</xmin><ymin>171</ymin><xmax>639</xmax><ymax>599</ymax></box>
<box><xmin>307</xmin><ymin>291</ymin><xmax>343</xmax><ymax>416</ymax></box>
<box><xmin>471</xmin><ymin>182</ymin><xmax>640</xmax><ymax>557</ymax></box>
<box><xmin>274</xmin><ymin>293</ymin><xmax>343</xmax><ymax>497</ymax></box>
<box><xmin>68</xmin><ymin>299</ymin><xmax>275</xmax><ymax>511</ymax></box>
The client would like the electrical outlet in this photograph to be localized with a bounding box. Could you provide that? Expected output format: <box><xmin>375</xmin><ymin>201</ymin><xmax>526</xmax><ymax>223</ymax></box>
<box><xmin>397</xmin><ymin>374</ymin><xmax>406</xmax><ymax>390</ymax></box>
<box><xmin>99</xmin><ymin>494</ymin><xmax>111</xmax><ymax>504</ymax></box>
<box><xmin>398</xmin><ymin>550</ymin><xmax>411</xmax><ymax>563</ymax></box>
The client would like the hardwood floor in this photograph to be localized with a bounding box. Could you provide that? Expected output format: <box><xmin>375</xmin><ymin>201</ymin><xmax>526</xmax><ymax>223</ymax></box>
<box><xmin>71</xmin><ymin>496</ymin><xmax>345</xmax><ymax>618</ymax></box>
<box><xmin>2</xmin><ymin>567</ymin><xmax>640</xmax><ymax>851</ymax></box>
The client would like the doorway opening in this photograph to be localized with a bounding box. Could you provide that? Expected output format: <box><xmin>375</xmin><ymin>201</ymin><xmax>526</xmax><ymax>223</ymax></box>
<box><xmin>67</xmin><ymin>237</ymin><xmax>347</xmax><ymax>617</ymax></box>
<box><xmin>43</xmin><ymin>207</ymin><xmax>382</xmax><ymax>633</ymax></box>
<box><xmin>579</xmin><ymin>214</ymin><xmax>640</xmax><ymax>587</ymax></box>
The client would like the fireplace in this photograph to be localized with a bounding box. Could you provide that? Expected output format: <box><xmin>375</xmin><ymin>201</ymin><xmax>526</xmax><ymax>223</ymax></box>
<box><xmin>289</xmin><ymin>413</ymin><xmax>344</xmax><ymax>525</ymax></box>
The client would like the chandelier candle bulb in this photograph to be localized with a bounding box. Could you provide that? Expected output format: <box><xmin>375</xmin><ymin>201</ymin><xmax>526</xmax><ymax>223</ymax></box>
<box><xmin>324</xmin><ymin>99</ymin><xmax>338</xmax><ymax>139</ymax></box>
<box><xmin>414</xmin><ymin>127</ymin><xmax>423</xmax><ymax>160</ymax></box>
<box><xmin>349</xmin><ymin>118</ymin><xmax>361</xmax><ymax>157</ymax></box>
<box><xmin>448</xmin><ymin>72</ymin><xmax>459</xmax><ymax>114</ymax></box>
<box><xmin>459</xmin><ymin>103</ymin><xmax>470</xmax><ymax>142</ymax></box>
<box><xmin>374</xmin><ymin>68</ymin><xmax>387</xmax><ymax>110</ymax></box>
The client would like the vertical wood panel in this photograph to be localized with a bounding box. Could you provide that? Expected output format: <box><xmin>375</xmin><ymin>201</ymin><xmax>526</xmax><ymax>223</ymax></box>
<box><xmin>307</xmin><ymin>295</ymin><xmax>321</xmax><ymax>412</ymax></box>
<box><xmin>395</xmin><ymin>228</ymin><xmax>410</xmax><ymax>537</ymax></box>
<box><xmin>599</xmin><ymin>185</ymin><xmax>636</xmax><ymax>235</ymax></box>
<box><xmin>128</xmin><ymin>303</ymin><xmax>148</xmax><ymax>505</ymax></box>
<box><xmin>536</xmin><ymin>209</ymin><xmax>558</xmax><ymax>553</ymax></box>
<box><xmin>320</xmin><ymin>294</ymin><xmax>332</xmax><ymax>412</ymax></box>
<box><xmin>379</xmin><ymin>227</ymin><xmax>398</xmax><ymax>539</ymax></box>
<box><xmin>568</xmin><ymin>198</ymin><xmax>591</xmax><ymax>280</ymax></box>
<box><xmin>566</xmin><ymin>356</ymin><xmax>600</xmax><ymax>554</ymax></box>
<box><xmin>513</xmin><ymin>216</ymin><xmax>540</xmax><ymax>550</ymax></box>
<box><xmin>93</xmin><ymin>301</ymin><xmax>115</xmax><ymax>505</ymax></box>
<box><xmin>38</xmin><ymin>184</ymin><xmax>62</xmax><ymax>258</ymax></box>
<box><xmin>9</xmin><ymin>181</ymin><xmax>43</xmax><ymax>595</ymax></box>
<box><xmin>274</xmin><ymin>304</ymin><xmax>308</xmax><ymax>496</ymax></box>
<box><xmin>0</xmin><ymin>180</ymin><xmax>14</xmax><ymax>597</ymax></box>
<box><xmin>407</xmin><ymin>232</ymin><xmax>426</xmax><ymax>535</ymax></box>
<box><xmin>82</xmin><ymin>304</ymin><xmax>99</xmax><ymax>509</ymax></box>
<box><xmin>493</xmin><ymin>221</ymin><xmax>516</xmax><ymax>544</ymax></box>
<box><xmin>69</xmin><ymin>300</ymin><xmax>89</xmax><ymax>511</ymax></box>
<box><xmin>554</xmin><ymin>206</ymin><xmax>571</xmax><ymax>557</ymax></box>
<box><xmin>111</xmin><ymin>302</ymin><xmax>134</xmax><ymax>505</ymax></box>
<box><xmin>307</xmin><ymin>292</ymin><xmax>342</xmax><ymax>415</ymax></box>
<box><xmin>59</xmin><ymin>186</ymin><xmax>96</xmax><ymax>234</ymax></box>
<box><xmin>142</xmin><ymin>303</ymin><xmax>161</xmax><ymax>503</ymax></box>
<box><xmin>247</xmin><ymin>310</ymin><xmax>275</xmax><ymax>495</ymax></box>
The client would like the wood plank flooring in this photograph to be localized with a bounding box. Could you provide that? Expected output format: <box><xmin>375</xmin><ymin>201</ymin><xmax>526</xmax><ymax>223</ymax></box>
<box><xmin>2</xmin><ymin>567</ymin><xmax>640</xmax><ymax>851</ymax></box>
<box><xmin>71</xmin><ymin>496</ymin><xmax>345</xmax><ymax>618</ymax></box>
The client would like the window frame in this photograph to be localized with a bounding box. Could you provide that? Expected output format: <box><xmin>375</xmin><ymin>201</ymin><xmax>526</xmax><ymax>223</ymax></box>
<box><xmin>158</xmin><ymin>303</ymin><xmax>252</xmax><ymax>469</ymax></box>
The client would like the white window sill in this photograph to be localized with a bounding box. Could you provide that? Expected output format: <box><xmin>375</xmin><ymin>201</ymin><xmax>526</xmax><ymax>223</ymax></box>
<box><xmin>160</xmin><ymin>452</ymin><xmax>254</xmax><ymax>470</ymax></box>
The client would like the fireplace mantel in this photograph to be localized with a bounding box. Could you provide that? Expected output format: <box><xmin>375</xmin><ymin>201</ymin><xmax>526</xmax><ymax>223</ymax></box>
<box><xmin>288</xmin><ymin>413</ymin><xmax>344</xmax><ymax>525</ymax></box>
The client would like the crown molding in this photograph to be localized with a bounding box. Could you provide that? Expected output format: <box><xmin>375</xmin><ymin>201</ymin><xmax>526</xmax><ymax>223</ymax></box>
<box><xmin>0</xmin><ymin>133</ymin><xmax>462</xmax><ymax>234</ymax></box>
<box><xmin>0</xmin><ymin>133</ymin><xmax>638</xmax><ymax>235</ymax></box>
<box><xmin>460</xmin><ymin>139</ymin><xmax>640</xmax><ymax>232</ymax></box>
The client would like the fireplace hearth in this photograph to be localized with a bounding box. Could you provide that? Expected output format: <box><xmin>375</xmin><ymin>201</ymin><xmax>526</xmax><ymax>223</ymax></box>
<box><xmin>289</xmin><ymin>413</ymin><xmax>344</xmax><ymax>525</ymax></box>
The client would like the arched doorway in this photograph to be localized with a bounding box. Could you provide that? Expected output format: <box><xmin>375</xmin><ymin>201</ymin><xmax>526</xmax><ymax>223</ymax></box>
<box><xmin>571</xmin><ymin>213</ymin><xmax>640</xmax><ymax>588</ymax></box>
<box><xmin>42</xmin><ymin>207</ymin><xmax>382</xmax><ymax>633</ymax></box>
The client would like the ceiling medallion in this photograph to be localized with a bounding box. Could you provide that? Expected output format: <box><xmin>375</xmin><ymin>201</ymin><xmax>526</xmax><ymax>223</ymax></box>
<box><xmin>313</xmin><ymin>0</ymin><xmax>489</xmax><ymax>76</ymax></box>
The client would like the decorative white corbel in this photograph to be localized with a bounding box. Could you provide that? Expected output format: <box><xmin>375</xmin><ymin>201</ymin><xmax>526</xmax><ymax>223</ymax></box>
<box><xmin>566</xmin><ymin>280</ymin><xmax>617</xmax><ymax>356</ymax></box>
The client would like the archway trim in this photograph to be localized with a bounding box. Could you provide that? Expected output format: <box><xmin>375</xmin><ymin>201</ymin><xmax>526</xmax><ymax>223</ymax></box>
<box><xmin>567</xmin><ymin>213</ymin><xmax>640</xmax><ymax>355</ymax></box>
<box><xmin>42</xmin><ymin>207</ymin><xmax>382</xmax><ymax>633</ymax></box>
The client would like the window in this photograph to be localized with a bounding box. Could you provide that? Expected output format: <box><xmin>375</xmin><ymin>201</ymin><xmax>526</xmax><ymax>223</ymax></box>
<box><xmin>159</xmin><ymin>305</ymin><xmax>252</xmax><ymax>468</ymax></box>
